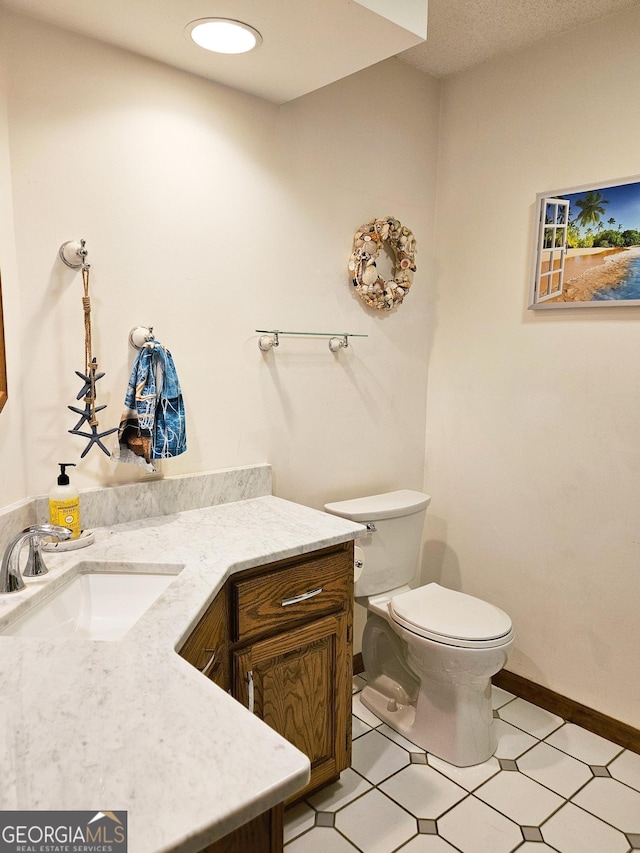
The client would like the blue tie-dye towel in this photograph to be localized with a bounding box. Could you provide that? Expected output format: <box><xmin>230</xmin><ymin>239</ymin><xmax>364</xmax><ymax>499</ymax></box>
<box><xmin>114</xmin><ymin>340</ymin><xmax>186</xmax><ymax>471</ymax></box>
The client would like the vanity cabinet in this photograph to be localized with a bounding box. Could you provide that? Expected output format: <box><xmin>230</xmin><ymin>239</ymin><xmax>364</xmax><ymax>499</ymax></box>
<box><xmin>179</xmin><ymin>541</ymin><xmax>354</xmax><ymax>850</ymax></box>
<box><xmin>179</xmin><ymin>583</ymin><xmax>229</xmax><ymax>691</ymax></box>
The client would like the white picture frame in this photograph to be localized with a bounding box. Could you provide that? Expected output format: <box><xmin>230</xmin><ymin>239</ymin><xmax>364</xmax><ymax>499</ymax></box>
<box><xmin>529</xmin><ymin>175</ymin><xmax>640</xmax><ymax>309</ymax></box>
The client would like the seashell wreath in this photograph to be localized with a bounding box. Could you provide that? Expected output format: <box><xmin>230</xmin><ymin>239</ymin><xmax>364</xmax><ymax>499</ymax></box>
<box><xmin>348</xmin><ymin>217</ymin><xmax>416</xmax><ymax>311</ymax></box>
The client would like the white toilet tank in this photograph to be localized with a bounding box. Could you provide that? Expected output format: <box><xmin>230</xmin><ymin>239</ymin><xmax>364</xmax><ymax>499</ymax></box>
<box><xmin>324</xmin><ymin>490</ymin><xmax>431</xmax><ymax>598</ymax></box>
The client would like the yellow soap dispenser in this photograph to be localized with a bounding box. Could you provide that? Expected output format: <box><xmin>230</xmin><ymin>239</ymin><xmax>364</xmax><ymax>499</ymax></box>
<box><xmin>49</xmin><ymin>463</ymin><xmax>81</xmax><ymax>539</ymax></box>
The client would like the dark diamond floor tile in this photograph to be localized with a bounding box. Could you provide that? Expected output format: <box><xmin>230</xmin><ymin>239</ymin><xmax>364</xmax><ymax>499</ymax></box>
<box><xmin>522</xmin><ymin>826</ymin><xmax>544</xmax><ymax>842</ymax></box>
<box><xmin>418</xmin><ymin>819</ymin><xmax>438</xmax><ymax>835</ymax></box>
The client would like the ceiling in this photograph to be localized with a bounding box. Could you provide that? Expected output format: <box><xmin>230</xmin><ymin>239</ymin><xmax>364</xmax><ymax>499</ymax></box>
<box><xmin>2</xmin><ymin>0</ymin><xmax>640</xmax><ymax>102</ymax></box>
<box><xmin>399</xmin><ymin>0</ymin><xmax>640</xmax><ymax>78</ymax></box>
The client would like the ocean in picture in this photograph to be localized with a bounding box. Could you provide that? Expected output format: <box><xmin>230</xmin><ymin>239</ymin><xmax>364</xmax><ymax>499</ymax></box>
<box><xmin>591</xmin><ymin>254</ymin><xmax>640</xmax><ymax>301</ymax></box>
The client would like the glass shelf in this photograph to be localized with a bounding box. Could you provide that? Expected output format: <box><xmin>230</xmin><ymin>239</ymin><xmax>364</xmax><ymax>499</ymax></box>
<box><xmin>255</xmin><ymin>330</ymin><xmax>367</xmax><ymax>352</ymax></box>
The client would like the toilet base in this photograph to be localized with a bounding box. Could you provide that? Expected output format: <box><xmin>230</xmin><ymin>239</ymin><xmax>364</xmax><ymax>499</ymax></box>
<box><xmin>360</xmin><ymin>673</ymin><xmax>497</xmax><ymax>767</ymax></box>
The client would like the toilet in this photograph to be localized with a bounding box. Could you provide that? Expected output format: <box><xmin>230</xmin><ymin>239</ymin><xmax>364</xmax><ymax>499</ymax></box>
<box><xmin>324</xmin><ymin>490</ymin><xmax>514</xmax><ymax>767</ymax></box>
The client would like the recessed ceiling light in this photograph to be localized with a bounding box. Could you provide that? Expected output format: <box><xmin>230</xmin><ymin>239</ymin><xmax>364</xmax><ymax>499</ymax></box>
<box><xmin>186</xmin><ymin>18</ymin><xmax>262</xmax><ymax>54</ymax></box>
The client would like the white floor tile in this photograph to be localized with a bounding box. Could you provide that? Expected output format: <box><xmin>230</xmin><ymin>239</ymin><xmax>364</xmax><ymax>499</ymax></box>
<box><xmin>306</xmin><ymin>767</ymin><xmax>372</xmax><ymax>812</ymax></box>
<box><xmin>493</xmin><ymin>718</ymin><xmax>538</xmax><ymax>760</ymax></box>
<box><xmin>351</xmin><ymin>729</ymin><xmax>411</xmax><ymax>785</ymax></box>
<box><xmin>517</xmin><ymin>845</ymin><xmax>561</xmax><ymax>852</ymax></box>
<box><xmin>541</xmin><ymin>801</ymin><xmax>630</xmax><ymax>853</ymax></box>
<box><xmin>285</xmin><ymin>825</ymin><xmax>359</xmax><ymax>851</ymax></box>
<box><xmin>517</xmin><ymin>741</ymin><xmax>593</xmax><ymax>798</ymax></box>
<box><xmin>428</xmin><ymin>754</ymin><xmax>500</xmax><ymax>791</ymax></box>
<box><xmin>396</xmin><ymin>836</ymin><xmax>460</xmax><ymax>852</ymax></box>
<box><xmin>491</xmin><ymin>686</ymin><xmax>516</xmax><ymax>710</ymax></box>
<box><xmin>353</xmin><ymin>693</ymin><xmax>384</xmax><ymax>727</ymax></box>
<box><xmin>545</xmin><ymin>723</ymin><xmax>624</xmax><ymax>766</ymax></box>
<box><xmin>283</xmin><ymin>801</ymin><xmax>315</xmax><ymax>844</ymax></box>
<box><xmin>378</xmin><ymin>723</ymin><xmax>426</xmax><ymax>754</ymax></box>
<box><xmin>498</xmin><ymin>698</ymin><xmax>563</xmax><ymax>739</ymax></box>
<box><xmin>474</xmin><ymin>769</ymin><xmax>564</xmax><ymax>826</ymax></box>
<box><xmin>609</xmin><ymin>749</ymin><xmax>640</xmax><ymax>792</ymax></box>
<box><xmin>378</xmin><ymin>763</ymin><xmax>466</xmax><ymax>819</ymax></box>
<box><xmin>335</xmin><ymin>788</ymin><xmax>418</xmax><ymax>853</ymax></box>
<box><xmin>438</xmin><ymin>795</ymin><xmax>523</xmax><ymax>853</ymax></box>
<box><xmin>572</xmin><ymin>776</ymin><xmax>640</xmax><ymax>833</ymax></box>
<box><xmin>353</xmin><ymin>714</ymin><xmax>373</xmax><ymax>739</ymax></box>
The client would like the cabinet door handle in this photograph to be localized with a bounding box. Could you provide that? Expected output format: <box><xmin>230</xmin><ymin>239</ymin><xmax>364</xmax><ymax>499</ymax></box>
<box><xmin>198</xmin><ymin>645</ymin><xmax>219</xmax><ymax>678</ymax></box>
<box><xmin>247</xmin><ymin>670</ymin><xmax>255</xmax><ymax>714</ymax></box>
<box><xmin>281</xmin><ymin>587</ymin><xmax>323</xmax><ymax>607</ymax></box>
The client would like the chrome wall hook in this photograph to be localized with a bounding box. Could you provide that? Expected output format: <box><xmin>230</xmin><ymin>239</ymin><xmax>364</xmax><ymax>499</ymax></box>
<box><xmin>59</xmin><ymin>239</ymin><xmax>89</xmax><ymax>269</ymax></box>
<box><xmin>129</xmin><ymin>325</ymin><xmax>155</xmax><ymax>349</ymax></box>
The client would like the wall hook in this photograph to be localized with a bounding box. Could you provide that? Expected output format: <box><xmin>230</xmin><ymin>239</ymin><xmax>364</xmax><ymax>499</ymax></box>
<box><xmin>129</xmin><ymin>325</ymin><xmax>154</xmax><ymax>349</ymax></box>
<box><xmin>59</xmin><ymin>239</ymin><xmax>89</xmax><ymax>269</ymax></box>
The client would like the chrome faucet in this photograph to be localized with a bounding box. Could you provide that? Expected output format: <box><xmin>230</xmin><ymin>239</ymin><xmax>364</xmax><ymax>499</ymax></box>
<box><xmin>0</xmin><ymin>524</ymin><xmax>72</xmax><ymax>594</ymax></box>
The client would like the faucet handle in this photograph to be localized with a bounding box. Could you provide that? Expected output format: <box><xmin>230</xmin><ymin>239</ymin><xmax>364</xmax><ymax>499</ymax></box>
<box><xmin>23</xmin><ymin>524</ymin><xmax>73</xmax><ymax>539</ymax></box>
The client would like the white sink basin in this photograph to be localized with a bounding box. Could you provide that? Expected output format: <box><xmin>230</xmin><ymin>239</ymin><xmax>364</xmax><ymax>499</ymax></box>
<box><xmin>2</xmin><ymin>567</ymin><xmax>181</xmax><ymax>641</ymax></box>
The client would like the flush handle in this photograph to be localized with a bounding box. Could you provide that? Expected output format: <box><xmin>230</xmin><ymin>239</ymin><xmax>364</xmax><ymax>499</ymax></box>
<box><xmin>365</xmin><ymin>522</ymin><xmax>377</xmax><ymax>533</ymax></box>
<box><xmin>281</xmin><ymin>587</ymin><xmax>323</xmax><ymax>607</ymax></box>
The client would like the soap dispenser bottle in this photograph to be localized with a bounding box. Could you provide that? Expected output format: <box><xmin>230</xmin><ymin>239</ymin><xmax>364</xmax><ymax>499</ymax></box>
<box><xmin>49</xmin><ymin>463</ymin><xmax>81</xmax><ymax>539</ymax></box>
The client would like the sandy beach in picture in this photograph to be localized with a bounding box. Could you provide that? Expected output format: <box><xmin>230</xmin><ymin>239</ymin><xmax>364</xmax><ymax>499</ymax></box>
<box><xmin>553</xmin><ymin>246</ymin><xmax>640</xmax><ymax>302</ymax></box>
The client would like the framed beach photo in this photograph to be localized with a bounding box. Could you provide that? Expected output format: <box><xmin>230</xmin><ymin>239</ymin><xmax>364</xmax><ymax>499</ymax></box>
<box><xmin>529</xmin><ymin>175</ymin><xmax>640</xmax><ymax>309</ymax></box>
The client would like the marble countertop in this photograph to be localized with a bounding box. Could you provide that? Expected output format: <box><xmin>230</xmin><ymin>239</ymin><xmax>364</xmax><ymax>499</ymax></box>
<box><xmin>0</xmin><ymin>495</ymin><xmax>362</xmax><ymax>853</ymax></box>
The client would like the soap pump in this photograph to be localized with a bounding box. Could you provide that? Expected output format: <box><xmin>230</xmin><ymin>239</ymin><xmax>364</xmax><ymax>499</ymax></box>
<box><xmin>49</xmin><ymin>463</ymin><xmax>81</xmax><ymax>539</ymax></box>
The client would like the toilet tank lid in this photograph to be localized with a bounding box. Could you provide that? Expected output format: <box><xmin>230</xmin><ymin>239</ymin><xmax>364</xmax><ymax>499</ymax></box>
<box><xmin>324</xmin><ymin>489</ymin><xmax>431</xmax><ymax>521</ymax></box>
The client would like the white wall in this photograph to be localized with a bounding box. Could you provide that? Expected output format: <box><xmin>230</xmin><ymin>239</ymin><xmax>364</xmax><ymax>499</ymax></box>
<box><xmin>1</xmin><ymin>11</ymin><xmax>439</xmax><ymax>513</ymax></box>
<box><xmin>6</xmin><ymin>4</ymin><xmax>636</xmax><ymax>729</ymax></box>
<box><xmin>426</xmin><ymin>6</ymin><xmax>640</xmax><ymax>726</ymax></box>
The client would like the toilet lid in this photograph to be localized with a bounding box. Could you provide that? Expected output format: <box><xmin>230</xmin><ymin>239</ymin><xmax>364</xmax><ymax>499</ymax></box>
<box><xmin>389</xmin><ymin>583</ymin><xmax>513</xmax><ymax>647</ymax></box>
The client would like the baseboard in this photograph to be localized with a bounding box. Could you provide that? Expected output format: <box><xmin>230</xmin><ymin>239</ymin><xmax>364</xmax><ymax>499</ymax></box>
<box><xmin>352</xmin><ymin>656</ymin><xmax>639</xmax><ymax>755</ymax></box>
<box><xmin>493</xmin><ymin>670</ymin><xmax>640</xmax><ymax>754</ymax></box>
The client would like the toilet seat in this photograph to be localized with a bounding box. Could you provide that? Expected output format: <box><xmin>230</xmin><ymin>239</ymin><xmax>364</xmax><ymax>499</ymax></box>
<box><xmin>389</xmin><ymin>583</ymin><xmax>514</xmax><ymax>649</ymax></box>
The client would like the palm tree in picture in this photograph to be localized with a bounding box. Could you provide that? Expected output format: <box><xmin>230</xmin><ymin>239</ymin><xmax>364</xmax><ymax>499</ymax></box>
<box><xmin>573</xmin><ymin>190</ymin><xmax>609</xmax><ymax>236</ymax></box>
<box><xmin>608</xmin><ymin>217</ymin><xmax>616</xmax><ymax>229</ymax></box>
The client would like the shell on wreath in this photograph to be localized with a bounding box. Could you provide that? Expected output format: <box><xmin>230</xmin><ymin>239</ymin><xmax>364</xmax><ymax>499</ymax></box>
<box><xmin>362</xmin><ymin>265</ymin><xmax>378</xmax><ymax>285</ymax></box>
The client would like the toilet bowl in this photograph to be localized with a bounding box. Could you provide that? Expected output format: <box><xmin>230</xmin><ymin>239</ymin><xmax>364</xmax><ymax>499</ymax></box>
<box><xmin>324</xmin><ymin>490</ymin><xmax>514</xmax><ymax>767</ymax></box>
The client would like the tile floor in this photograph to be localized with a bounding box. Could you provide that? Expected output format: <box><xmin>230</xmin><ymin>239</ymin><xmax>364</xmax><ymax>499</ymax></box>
<box><xmin>284</xmin><ymin>675</ymin><xmax>640</xmax><ymax>853</ymax></box>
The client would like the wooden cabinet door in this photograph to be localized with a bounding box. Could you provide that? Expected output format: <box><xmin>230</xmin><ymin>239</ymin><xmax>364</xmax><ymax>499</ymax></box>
<box><xmin>179</xmin><ymin>588</ymin><xmax>229</xmax><ymax>692</ymax></box>
<box><xmin>233</xmin><ymin>611</ymin><xmax>352</xmax><ymax>802</ymax></box>
<box><xmin>199</xmin><ymin>805</ymin><xmax>283</xmax><ymax>853</ymax></box>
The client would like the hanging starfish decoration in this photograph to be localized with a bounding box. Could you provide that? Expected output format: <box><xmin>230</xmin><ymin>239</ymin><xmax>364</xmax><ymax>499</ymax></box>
<box><xmin>67</xmin><ymin>254</ymin><xmax>117</xmax><ymax>457</ymax></box>
<box><xmin>68</xmin><ymin>397</ymin><xmax>107</xmax><ymax>431</ymax></box>
<box><xmin>74</xmin><ymin>361</ymin><xmax>105</xmax><ymax>400</ymax></box>
<box><xmin>73</xmin><ymin>422</ymin><xmax>119</xmax><ymax>458</ymax></box>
